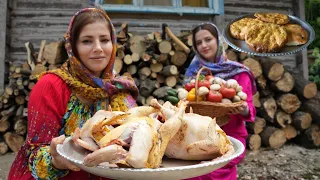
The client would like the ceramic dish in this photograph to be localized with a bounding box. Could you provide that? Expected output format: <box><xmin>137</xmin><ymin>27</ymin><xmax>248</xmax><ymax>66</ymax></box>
<box><xmin>57</xmin><ymin>136</ymin><xmax>244</xmax><ymax>180</ymax></box>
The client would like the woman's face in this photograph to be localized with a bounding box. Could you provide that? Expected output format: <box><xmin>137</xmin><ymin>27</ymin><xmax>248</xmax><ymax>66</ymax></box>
<box><xmin>76</xmin><ymin>21</ymin><xmax>113</xmax><ymax>77</ymax></box>
<box><xmin>195</xmin><ymin>29</ymin><xmax>218</xmax><ymax>61</ymax></box>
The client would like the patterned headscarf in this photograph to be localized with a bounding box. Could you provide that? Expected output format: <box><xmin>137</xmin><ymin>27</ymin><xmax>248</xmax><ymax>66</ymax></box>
<box><xmin>40</xmin><ymin>7</ymin><xmax>138</xmax><ymax>101</ymax></box>
<box><xmin>185</xmin><ymin>22</ymin><xmax>257</xmax><ymax>93</ymax></box>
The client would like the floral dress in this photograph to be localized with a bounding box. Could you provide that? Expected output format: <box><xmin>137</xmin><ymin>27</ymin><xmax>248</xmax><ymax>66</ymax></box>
<box><xmin>8</xmin><ymin>74</ymin><xmax>137</xmax><ymax>180</ymax></box>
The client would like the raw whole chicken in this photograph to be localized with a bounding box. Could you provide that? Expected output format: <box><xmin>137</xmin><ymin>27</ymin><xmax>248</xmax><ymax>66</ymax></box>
<box><xmin>72</xmin><ymin>103</ymin><xmax>187</xmax><ymax>168</ymax></box>
<box><xmin>150</xmin><ymin>99</ymin><xmax>234</xmax><ymax>161</ymax></box>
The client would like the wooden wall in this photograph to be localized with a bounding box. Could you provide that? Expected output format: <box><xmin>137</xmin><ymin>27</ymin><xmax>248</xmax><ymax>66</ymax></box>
<box><xmin>0</xmin><ymin>0</ymin><xmax>8</xmax><ymax>89</ymax></box>
<box><xmin>7</xmin><ymin>0</ymin><xmax>300</xmax><ymax>67</ymax></box>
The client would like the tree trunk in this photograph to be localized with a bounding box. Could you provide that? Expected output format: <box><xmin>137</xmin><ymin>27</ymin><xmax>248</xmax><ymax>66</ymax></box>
<box><xmin>43</xmin><ymin>41</ymin><xmax>67</xmax><ymax>65</ymax></box>
<box><xmin>246</xmin><ymin>116</ymin><xmax>266</xmax><ymax>134</ymax></box>
<box><xmin>241</xmin><ymin>57</ymin><xmax>262</xmax><ymax>78</ymax></box>
<box><xmin>171</xmin><ymin>51</ymin><xmax>187</xmax><ymax>67</ymax></box>
<box><xmin>0</xmin><ymin>140</ymin><xmax>8</xmax><ymax>155</ymax></box>
<box><xmin>246</xmin><ymin>134</ymin><xmax>261</xmax><ymax>150</ymax></box>
<box><xmin>282</xmin><ymin>125</ymin><xmax>297</xmax><ymax>140</ymax></box>
<box><xmin>4</xmin><ymin>132</ymin><xmax>25</xmax><ymax>152</ymax></box>
<box><xmin>261</xmin><ymin>59</ymin><xmax>284</xmax><ymax>81</ymax></box>
<box><xmin>274</xmin><ymin>110</ymin><xmax>292</xmax><ymax>128</ymax></box>
<box><xmin>162</xmin><ymin>65</ymin><xmax>178</xmax><ymax>76</ymax></box>
<box><xmin>158</xmin><ymin>40</ymin><xmax>172</xmax><ymax>54</ymax></box>
<box><xmin>271</xmin><ymin>72</ymin><xmax>294</xmax><ymax>93</ymax></box>
<box><xmin>276</xmin><ymin>93</ymin><xmax>301</xmax><ymax>114</ymax></box>
<box><xmin>114</xmin><ymin>57</ymin><xmax>123</xmax><ymax>75</ymax></box>
<box><xmin>14</xmin><ymin>119</ymin><xmax>27</xmax><ymax>135</ymax></box>
<box><xmin>130</xmin><ymin>36</ymin><xmax>146</xmax><ymax>55</ymax></box>
<box><xmin>252</xmin><ymin>92</ymin><xmax>261</xmax><ymax>108</ymax></box>
<box><xmin>257</xmin><ymin>97</ymin><xmax>277</xmax><ymax>123</ymax></box>
<box><xmin>294</xmin><ymin>124</ymin><xmax>320</xmax><ymax>149</ymax></box>
<box><xmin>292</xmin><ymin>111</ymin><xmax>312</xmax><ymax>130</ymax></box>
<box><xmin>301</xmin><ymin>92</ymin><xmax>320</xmax><ymax>124</ymax></box>
<box><xmin>287</xmin><ymin>68</ymin><xmax>318</xmax><ymax>99</ymax></box>
<box><xmin>260</xmin><ymin>126</ymin><xmax>286</xmax><ymax>149</ymax></box>
<box><xmin>165</xmin><ymin>76</ymin><xmax>177</xmax><ymax>87</ymax></box>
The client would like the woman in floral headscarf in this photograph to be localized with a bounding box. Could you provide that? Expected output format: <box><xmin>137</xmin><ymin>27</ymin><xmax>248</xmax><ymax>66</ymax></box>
<box><xmin>184</xmin><ymin>23</ymin><xmax>257</xmax><ymax>180</ymax></box>
<box><xmin>8</xmin><ymin>7</ymin><xmax>138</xmax><ymax>180</ymax></box>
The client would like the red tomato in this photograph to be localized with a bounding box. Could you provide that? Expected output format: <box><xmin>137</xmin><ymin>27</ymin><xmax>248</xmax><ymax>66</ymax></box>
<box><xmin>206</xmin><ymin>90</ymin><xmax>223</xmax><ymax>102</ymax></box>
<box><xmin>220</xmin><ymin>87</ymin><xmax>236</xmax><ymax>99</ymax></box>
<box><xmin>197</xmin><ymin>80</ymin><xmax>210</xmax><ymax>88</ymax></box>
<box><xmin>185</xmin><ymin>83</ymin><xmax>195</xmax><ymax>91</ymax></box>
<box><xmin>205</xmin><ymin>75</ymin><xmax>214</xmax><ymax>81</ymax></box>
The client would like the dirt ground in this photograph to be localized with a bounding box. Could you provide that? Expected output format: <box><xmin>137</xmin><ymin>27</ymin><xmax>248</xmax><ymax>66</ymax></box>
<box><xmin>0</xmin><ymin>144</ymin><xmax>319</xmax><ymax>180</ymax></box>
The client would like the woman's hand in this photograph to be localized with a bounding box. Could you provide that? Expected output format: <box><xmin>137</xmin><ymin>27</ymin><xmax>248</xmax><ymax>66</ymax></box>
<box><xmin>50</xmin><ymin>135</ymin><xmax>80</xmax><ymax>171</ymax></box>
<box><xmin>228</xmin><ymin>102</ymin><xmax>249</xmax><ymax>115</ymax></box>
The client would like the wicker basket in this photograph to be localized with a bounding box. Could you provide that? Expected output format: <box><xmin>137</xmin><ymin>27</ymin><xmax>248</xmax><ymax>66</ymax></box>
<box><xmin>186</xmin><ymin>67</ymin><xmax>244</xmax><ymax>126</ymax></box>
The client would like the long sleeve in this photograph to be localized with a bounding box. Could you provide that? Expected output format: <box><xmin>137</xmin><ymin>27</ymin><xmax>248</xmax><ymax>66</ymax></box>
<box><xmin>231</xmin><ymin>72</ymin><xmax>256</xmax><ymax>123</ymax></box>
<box><xmin>26</xmin><ymin>74</ymin><xmax>72</xmax><ymax>179</ymax></box>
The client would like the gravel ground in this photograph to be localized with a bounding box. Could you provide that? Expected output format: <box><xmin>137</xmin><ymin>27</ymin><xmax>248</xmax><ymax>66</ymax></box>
<box><xmin>238</xmin><ymin>144</ymin><xmax>320</xmax><ymax>180</ymax></box>
<box><xmin>0</xmin><ymin>152</ymin><xmax>15</xmax><ymax>180</ymax></box>
<box><xmin>1</xmin><ymin>144</ymin><xmax>319</xmax><ymax>180</ymax></box>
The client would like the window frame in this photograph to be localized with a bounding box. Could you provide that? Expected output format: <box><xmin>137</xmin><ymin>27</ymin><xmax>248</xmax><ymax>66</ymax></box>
<box><xmin>97</xmin><ymin>0</ymin><xmax>224</xmax><ymax>15</ymax></box>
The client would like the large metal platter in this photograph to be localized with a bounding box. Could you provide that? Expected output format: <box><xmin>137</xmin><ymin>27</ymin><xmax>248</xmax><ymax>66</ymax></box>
<box><xmin>222</xmin><ymin>14</ymin><xmax>315</xmax><ymax>56</ymax></box>
<box><xmin>57</xmin><ymin>136</ymin><xmax>244</xmax><ymax>180</ymax></box>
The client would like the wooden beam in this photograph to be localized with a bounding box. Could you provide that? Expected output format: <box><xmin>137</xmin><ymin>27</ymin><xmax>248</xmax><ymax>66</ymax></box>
<box><xmin>298</xmin><ymin>0</ymin><xmax>309</xmax><ymax>80</ymax></box>
<box><xmin>0</xmin><ymin>0</ymin><xmax>8</xmax><ymax>90</ymax></box>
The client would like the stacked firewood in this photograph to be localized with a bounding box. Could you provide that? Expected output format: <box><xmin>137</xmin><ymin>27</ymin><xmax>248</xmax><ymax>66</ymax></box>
<box><xmin>0</xmin><ymin>40</ymin><xmax>67</xmax><ymax>155</ymax></box>
<box><xmin>114</xmin><ymin>23</ymin><xmax>193</xmax><ymax>105</ymax></box>
<box><xmin>224</xmin><ymin>51</ymin><xmax>320</xmax><ymax>150</ymax></box>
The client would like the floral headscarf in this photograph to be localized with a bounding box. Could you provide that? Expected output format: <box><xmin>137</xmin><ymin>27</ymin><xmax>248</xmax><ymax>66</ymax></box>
<box><xmin>40</xmin><ymin>7</ymin><xmax>138</xmax><ymax>101</ymax></box>
<box><xmin>185</xmin><ymin>22</ymin><xmax>257</xmax><ymax>93</ymax></box>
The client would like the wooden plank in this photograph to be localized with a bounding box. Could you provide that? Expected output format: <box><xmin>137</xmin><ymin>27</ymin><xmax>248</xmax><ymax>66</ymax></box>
<box><xmin>0</xmin><ymin>0</ymin><xmax>8</xmax><ymax>89</ymax></box>
<box><xmin>297</xmin><ymin>0</ymin><xmax>308</xmax><ymax>80</ymax></box>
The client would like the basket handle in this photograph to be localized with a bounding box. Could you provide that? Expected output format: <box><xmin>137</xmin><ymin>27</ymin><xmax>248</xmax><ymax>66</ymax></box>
<box><xmin>195</xmin><ymin>67</ymin><xmax>213</xmax><ymax>103</ymax></box>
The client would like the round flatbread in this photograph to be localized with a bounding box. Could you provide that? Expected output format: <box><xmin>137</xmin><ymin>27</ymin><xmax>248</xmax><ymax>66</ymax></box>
<box><xmin>230</xmin><ymin>18</ymin><xmax>264</xmax><ymax>40</ymax></box>
<box><xmin>245</xmin><ymin>23</ymin><xmax>288</xmax><ymax>53</ymax></box>
<box><xmin>254</xmin><ymin>12</ymin><xmax>289</xmax><ymax>25</ymax></box>
<box><xmin>284</xmin><ymin>24</ymin><xmax>308</xmax><ymax>46</ymax></box>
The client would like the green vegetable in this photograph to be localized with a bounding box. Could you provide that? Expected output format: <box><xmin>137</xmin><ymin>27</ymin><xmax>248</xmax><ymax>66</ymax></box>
<box><xmin>166</xmin><ymin>96</ymin><xmax>179</xmax><ymax>105</ymax></box>
<box><xmin>167</xmin><ymin>89</ymin><xmax>178</xmax><ymax>97</ymax></box>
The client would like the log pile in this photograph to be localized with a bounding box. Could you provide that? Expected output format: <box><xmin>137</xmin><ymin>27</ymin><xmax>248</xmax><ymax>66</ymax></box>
<box><xmin>231</xmin><ymin>53</ymin><xmax>320</xmax><ymax>150</ymax></box>
<box><xmin>114</xmin><ymin>23</ymin><xmax>193</xmax><ymax>106</ymax></box>
<box><xmin>0</xmin><ymin>40</ymin><xmax>67</xmax><ymax>155</ymax></box>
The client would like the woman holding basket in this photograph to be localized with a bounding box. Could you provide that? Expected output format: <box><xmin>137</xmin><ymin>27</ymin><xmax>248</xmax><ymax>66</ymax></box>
<box><xmin>184</xmin><ymin>23</ymin><xmax>257</xmax><ymax>180</ymax></box>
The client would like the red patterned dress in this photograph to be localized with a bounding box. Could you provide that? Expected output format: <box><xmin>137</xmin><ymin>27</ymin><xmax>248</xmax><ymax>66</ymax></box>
<box><xmin>8</xmin><ymin>74</ymin><xmax>137</xmax><ymax>180</ymax></box>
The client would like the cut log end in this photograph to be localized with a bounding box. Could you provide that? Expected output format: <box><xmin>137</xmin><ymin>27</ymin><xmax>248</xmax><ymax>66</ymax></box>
<box><xmin>260</xmin><ymin>126</ymin><xmax>286</xmax><ymax>149</ymax></box>
<box><xmin>247</xmin><ymin>134</ymin><xmax>261</xmax><ymax>151</ymax></box>
<box><xmin>304</xmin><ymin>83</ymin><xmax>317</xmax><ymax>99</ymax></box>
<box><xmin>272</xmin><ymin>72</ymin><xmax>294</xmax><ymax>93</ymax></box>
<box><xmin>0</xmin><ymin>141</ymin><xmax>9</xmax><ymax>155</ymax></box>
<box><xmin>247</xmin><ymin>116</ymin><xmax>266</xmax><ymax>134</ymax></box>
<box><xmin>276</xmin><ymin>93</ymin><xmax>301</xmax><ymax>114</ymax></box>
<box><xmin>282</xmin><ymin>125</ymin><xmax>297</xmax><ymax>140</ymax></box>
<box><xmin>242</xmin><ymin>58</ymin><xmax>262</xmax><ymax>78</ymax></box>
<box><xmin>275</xmin><ymin>110</ymin><xmax>292</xmax><ymax>128</ymax></box>
<box><xmin>294</xmin><ymin>124</ymin><xmax>320</xmax><ymax>149</ymax></box>
<box><xmin>261</xmin><ymin>59</ymin><xmax>284</xmax><ymax>81</ymax></box>
<box><xmin>292</xmin><ymin>111</ymin><xmax>312</xmax><ymax>130</ymax></box>
<box><xmin>4</xmin><ymin>132</ymin><xmax>25</xmax><ymax>152</ymax></box>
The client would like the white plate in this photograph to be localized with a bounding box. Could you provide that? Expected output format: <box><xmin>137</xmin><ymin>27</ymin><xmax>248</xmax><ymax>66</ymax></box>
<box><xmin>57</xmin><ymin>136</ymin><xmax>244</xmax><ymax>180</ymax></box>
